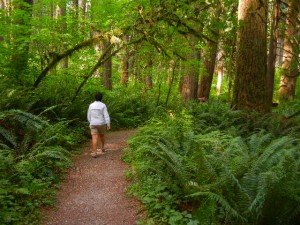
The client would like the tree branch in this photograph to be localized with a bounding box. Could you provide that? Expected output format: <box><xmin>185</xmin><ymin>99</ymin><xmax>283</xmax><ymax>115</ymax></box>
<box><xmin>71</xmin><ymin>36</ymin><xmax>145</xmax><ymax>102</ymax></box>
<box><xmin>33</xmin><ymin>36</ymin><xmax>103</xmax><ymax>88</ymax></box>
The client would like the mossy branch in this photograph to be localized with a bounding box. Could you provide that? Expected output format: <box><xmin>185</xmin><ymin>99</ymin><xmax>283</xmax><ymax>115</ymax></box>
<box><xmin>33</xmin><ymin>35</ymin><xmax>103</xmax><ymax>89</ymax></box>
<box><xmin>71</xmin><ymin>36</ymin><xmax>145</xmax><ymax>102</ymax></box>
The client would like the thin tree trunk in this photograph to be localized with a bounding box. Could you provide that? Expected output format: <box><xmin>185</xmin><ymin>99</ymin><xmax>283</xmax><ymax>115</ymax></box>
<box><xmin>10</xmin><ymin>0</ymin><xmax>33</xmax><ymax>83</ymax></box>
<box><xmin>0</xmin><ymin>0</ymin><xmax>4</xmax><ymax>41</ymax></box>
<box><xmin>143</xmin><ymin>57</ymin><xmax>153</xmax><ymax>89</ymax></box>
<box><xmin>102</xmin><ymin>38</ymin><xmax>112</xmax><ymax>90</ymax></box>
<box><xmin>80</xmin><ymin>0</ymin><xmax>87</xmax><ymax>33</ymax></box>
<box><xmin>266</xmin><ymin>0</ymin><xmax>280</xmax><ymax>105</ymax></box>
<box><xmin>216</xmin><ymin>51</ymin><xmax>224</xmax><ymax>96</ymax></box>
<box><xmin>58</xmin><ymin>0</ymin><xmax>69</xmax><ymax>69</ymax></box>
<box><xmin>165</xmin><ymin>60</ymin><xmax>176</xmax><ymax>105</ymax></box>
<box><xmin>197</xmin><ymin>40</ymin><xmax>218</xmax><ymax>100</ymax></box>
<box><xmin>233</xmin><ymin>0</ymin><xmax>270</xmax><ymax>113</ymax></box>
<box><xmin>279</xmin><ymin>0</ymin><xmax>300</xmax><ymax>101</ymax></box>
<box><xmin>121</xmin><ymin>35</ymin><xmax>130</xmax><ymax>85</ymax></box>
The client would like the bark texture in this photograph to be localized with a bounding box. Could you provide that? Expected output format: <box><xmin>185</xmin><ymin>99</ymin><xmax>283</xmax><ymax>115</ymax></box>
<box><xmin>102</xmin><ymin>38</ymin><xmax>112</xmax><ymax>90</ymax></box>
<box><xmin>121</xmin><ymin>35</ymin><xmax>130</xmax><ymax>86</ymax></box>
<box><xmin>233</xmin><ymin>0</ymin><xmax>270</xmax><ymax>113</ymax></box>
<box><xmin>180</xmin><ymin>35</ymin><xmax>200</xmax><ymax>101</ymax></box>
<box><xmin>279</xmin><ymin>0</ymin><xmax>300</xmax><ymax>101</ymax></box>
<box><xmin>266</xmin><ymin>0</ymin><xmax>280</xmax><ymax>104</ymax></box>
<box><xmin>197</xmin><ymin>40</ymin><xmax>218</xmax><ymax>100</ymax></box>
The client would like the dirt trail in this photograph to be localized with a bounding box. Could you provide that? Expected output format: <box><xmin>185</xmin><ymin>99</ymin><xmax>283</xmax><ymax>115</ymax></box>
<box><xmin>42</xmin><ymin>130</ymin><xmax>143</xmax><ymax>225</ymax></box>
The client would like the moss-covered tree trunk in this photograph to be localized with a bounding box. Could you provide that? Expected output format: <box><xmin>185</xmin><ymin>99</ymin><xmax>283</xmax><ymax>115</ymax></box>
<box><xmin>233</xmin><ymin>0</ymin><xmax>270</xmax><ymax>113</ymax></box>
<box><xmin>58</xmin><ymin>0</ymin><xmax>69</xmax><ymax>69</ymax></box>
<box><xmin>121</xmin><ymin>35</ymin><xmax>130</xmax><ymax>86</ymax></box>
<box><xmin>102</xmin><ymin>38</ymin><xmax>112</xmax><ymax>90</ymax></box>
<box><xmin>144</xmin><ymin>58</ymin><xmax>153</xmax><ymax>89</ymax></box>
<box><xmin>279</xmin><ymin>0</ymin><xmax>300</xmax><ymax>101</ymax></box>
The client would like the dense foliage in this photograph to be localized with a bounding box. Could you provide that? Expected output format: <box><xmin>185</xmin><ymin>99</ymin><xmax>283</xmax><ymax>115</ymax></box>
<box><xmin>0</xmin><ymin>109</ymin><xmax>83</xmax><ymax>223</ymax></box>
<box><xmin>0</xmin><ymin>0</ymin><xmax>299</xmax><ymax>224</ymax></box>
<box><xmin>124</xmin><ymin>102</ymin><xmax>300</xmax><ymax>225</ymax></box>
<box><xmin>0</xmin><ymin>78</ymin><xmax>155</xmax><ymax>224</ymax></box>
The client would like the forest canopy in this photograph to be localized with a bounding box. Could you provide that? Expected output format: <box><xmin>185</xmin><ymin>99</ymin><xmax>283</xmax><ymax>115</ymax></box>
<box><xmin>0</xmin><ymin>0</ymin><xmax>300</xmax><ymax>224</ymax></box>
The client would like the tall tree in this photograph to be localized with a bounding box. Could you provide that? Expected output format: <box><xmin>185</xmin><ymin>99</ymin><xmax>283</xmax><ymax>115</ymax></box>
<box><xmin>0</xmin><ymin>0</ymin><xmax>5</xmax><ymax>41</ymax></box>
<box><xmin>197</xmin><ymin>7</ymin><xmax>221</xmax><ymax>100</ymax></box>
<box><xmin>121</xmin><ymin>35</ymin><xmax>130</xmax><ymax>86</ymax></box>
<box><xmin>10</xmin><ymin>0</ymin><xmax>33</xmax><ymax>83</ymax></box>
<box><xmin>216</xmin><ymin>50</ymin><xmax>224</xmax><ymax>96</ymax></box>
<box><xmin>143</xmin><ymin>57</ymin><xmax>153</xmax><ymax>89</ymax></box>
<box><xmin>266</xmin><ymin>0</ymin><xmax>281</xmax><ymax>105</ymax></box>
<box><xmin>58</xmin><ymin>0</ymin><xmax>68</xmax><ymax>69</ymax></box>
<box><xmin>233</xmin><ymin>0</ymin><xmax>270</xmax><ymax>113</ymax></box>
<box><xmin>102</xmin><ymin>37</ymin><xmax>113</xmax><ymax>90</ymax></box>
<box><xmin>279</xmin><ymin>0</ymin><xmax>300</xmax><ymax>100</ymax></box>
<box><xmin>180</xmin><ymin>34</ymin><xmax>200</xmax><ymax>101</ymax></box>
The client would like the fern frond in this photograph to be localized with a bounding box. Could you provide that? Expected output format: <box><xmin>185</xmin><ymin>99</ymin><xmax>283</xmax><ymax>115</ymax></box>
<box><xmin>187</xmin><ymin>191</ymin><xmax>245</xmax><ymax>221</ymax></box>
<box><xmin>253</xmin><ymin>136</ymin><xmax>296</xmax><ymax>171</ymax></box>
<box><xmin>0</xmin><ymin>126</ymin><xmax>17</xmax><ymax>148</ymax></box>
<box><xmin>31</xmin><ymin>146</ymin><xmax>71</xmax><ymax>163</ymax></box>
<box><xmin>38</xmin><ymin>104</ymin><xmax>63</xmax><ymax>117</ymax></box>
<box><xmin>0</xmin><ymin>109</ymin><xmax>49</xmax><ymax>130</ymax></box>
<box><xmin>147</xmin><ymin>145</ymin><xmax>187</xmax><ymax>184</ymax></box>
<box><xmin>0</xmin><ymin>143</ymin><xmax>11</xmax><ymax>149</ymax></box>
<box><xmin>246</xmin><ymin>130</ymin><xmax>272</xmax><ymax>155</ymax></box>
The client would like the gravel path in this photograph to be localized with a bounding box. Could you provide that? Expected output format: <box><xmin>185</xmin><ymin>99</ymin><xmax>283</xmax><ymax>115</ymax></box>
<box><xmin>42</xmin><ymin>130</ymin><xmax>144</xmax><ymax>225</ymax></box>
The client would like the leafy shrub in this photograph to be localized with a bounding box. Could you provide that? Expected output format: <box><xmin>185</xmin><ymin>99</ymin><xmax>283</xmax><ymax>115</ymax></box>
<box><xmin>125</xmin><ymin>102</ymin><xmax>300</xmax><ymax>225</ymax></box>
<box><xmin>0</xmin><ymin>109</ymin><xmax>85</xmax><ymax>224</ymax></box>
<box><xmin>104</xmin><ymin>86</ymin><xmax>154</xmax><ymax>129</ymax></box>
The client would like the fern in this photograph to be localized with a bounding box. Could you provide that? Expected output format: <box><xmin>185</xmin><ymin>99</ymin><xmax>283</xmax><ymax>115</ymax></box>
<box><xmin>187</xmin><ymin>191</ymin><xmax>244</xmax><ymax>221</ymax></box>
<box><xmin>0</xmin><ymin>109</ymin><xmax>48</xmax><ymax>130</ymax></box>
<box><xmin>0</xmin><ymin>126</ymin><xmax>17</xmax><ymax>148</ymax></box>
<box><xmin>126</xmin><ymin>102</ymin><xmax>300</xmax><ymax>225</ymax></box>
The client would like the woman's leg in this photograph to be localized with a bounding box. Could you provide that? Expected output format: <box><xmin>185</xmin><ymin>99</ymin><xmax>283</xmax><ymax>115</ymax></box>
<box><xmin>92</xmin><ymin>134</ymin><xmax>98</xmax><ymax>154</ymax></box>
<box><xmin>99</xmin><ymin>134</ymin><xmax>105</xmax><ymax>151</ymax></box>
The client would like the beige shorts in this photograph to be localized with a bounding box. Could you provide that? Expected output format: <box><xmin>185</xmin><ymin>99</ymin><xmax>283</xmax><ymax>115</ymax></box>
<box><xmin>90</xmin><ymin>125</ymin><xmax>107</xmax><ymax>135</ymax></box>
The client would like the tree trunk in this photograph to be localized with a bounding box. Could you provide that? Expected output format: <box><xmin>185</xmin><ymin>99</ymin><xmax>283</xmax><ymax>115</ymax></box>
<box><xmin>102</xmin><ymin>38</ymin><xmax>112</xmax><ymax>90</ymax></box>
<box><xmin>10</xmin><ymin>0</ymin><xmax>33</xmax><ymax>83</ymax></box>
<box><xmin>266</xmin><ymin>0</ymin><xmax>280</xmax><ymax>105</ymax></box>
<box><xmin>58</xmin><ymin>0</ymin><xmax>69</xmax><ymax>69</ymax></box>
<box><xmin>276</xmin><ymin>36</ymin><xmax>284</xmax><ymax>67</ymax></box>
<box><xmin>144</xmin><ymin>58</ymin><xmax>153</xmax><ymax>89</ymax></box>
<box><xmin>0</xmin><ymin>0</ymin><xmax>4</xmax><ymax>41</ymax></box>
<box><xmin>165</xmin><ymin>60</ymin><xmax>176</xmax><ymax>105</ymax></box>
<box><xmin>80</xmin><ymin>0</ymin><xmax>87</xmax><ymax>33</ymax></box>
<box><xmin>121</xmin><ymin>35</ymin><xmax>130</xmax><ymax>85</ymax></box>
<box><xmin>197</xmin><ymin>10</ymin><xmax>220</xmax><ymax>100</ymax></box>
<box><xmin>216</xmin><ymin>51</ymin><xmax>224</xmax><ymax>96</ymax></box>
<box><xmin>279</xmin><ymin>0</ymin><xmax>300</xmax><ymax>101</ymax></box>
<box><xmin>180</xmin><ymin>35</ymin><xmax>200</xmax><ymax>101</ymax></box>
<box><xmin>197</xmin><ymin>40</ymin><xmax>218</xmax><ymax>100</ymax></box>
<box><xmin>233</xmin><ymin>0</ymin><xmax>270</xmax><ymax>113</ymax></box>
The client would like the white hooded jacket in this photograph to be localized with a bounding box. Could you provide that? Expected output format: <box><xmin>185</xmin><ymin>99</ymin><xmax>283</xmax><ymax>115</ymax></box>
<box><xmin>87</xmin><ymin>101</ymin><xmax>110</xmax><ymax>126</ymax></box>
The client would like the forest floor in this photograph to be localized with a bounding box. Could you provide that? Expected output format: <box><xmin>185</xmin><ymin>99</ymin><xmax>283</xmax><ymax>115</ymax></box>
<box><xmin>41</xmin><ymin>129</ymin><xmax>145</xmax><ymax>225</ymax></box>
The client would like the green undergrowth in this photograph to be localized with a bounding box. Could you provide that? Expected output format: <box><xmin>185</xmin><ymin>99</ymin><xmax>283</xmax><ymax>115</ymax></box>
<box><xmin>0</xmin><ymin>109</ymin><xmax>87</xmax><ymax>224</ymax></box>
<box><xmin>124</xmin><ymin>101</ymin><xmax>300</xmax><ymax>225</ymax></box>
<box><xmin>0</xmin><ymin>78</ymin><xmax>165</xmax><ymax>224</ymax></box>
